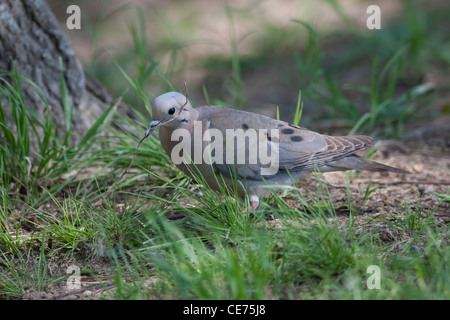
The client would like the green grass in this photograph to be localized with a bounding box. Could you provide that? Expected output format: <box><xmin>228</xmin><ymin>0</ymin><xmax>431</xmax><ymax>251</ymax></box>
<box><xmin>1</xmin><ymin>0</ymin><xmax>450</xmax><ymax>300</ymax></box>
<box><xmin>432</xmin><ymin>187</ymin><xmax>450</xmax><ymax>204</ymax></box>
<box><xmin>101</xmin><ymin>178</ymin><xmax>450</xmax><ymax>299</ymax></box>
<box><xmin>1</xmin><ymin>88</ymin><xmax>449</xmax><ymax>298</ymax></box>
<box><xmin>0</xmin><ymin>232</ymin><xmax>69</xmax><ymax>298</ymax></box>
<box><xmin>0</xmin><ymin>67</ymin><xmax>71</xmax><ymax>203</ymax></box>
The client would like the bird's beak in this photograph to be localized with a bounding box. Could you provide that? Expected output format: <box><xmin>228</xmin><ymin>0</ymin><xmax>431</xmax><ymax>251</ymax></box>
<box><xmin>145</xmin><ymin>120</ymin><xmax>162</xmax><ymax>138</ymax></box>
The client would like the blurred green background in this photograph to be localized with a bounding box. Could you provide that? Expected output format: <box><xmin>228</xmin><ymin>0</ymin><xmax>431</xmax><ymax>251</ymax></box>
<box><xmin>49</xmin><ymin>0</ymin><xmax>450</xmax><ymax>138</ymax></box>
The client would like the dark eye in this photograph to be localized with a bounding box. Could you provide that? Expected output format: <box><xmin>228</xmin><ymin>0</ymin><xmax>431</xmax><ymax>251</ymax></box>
<box><xmin>168</xmin><ymin>107</ymin><xmax>176</xmax><ymax>115</ymax></box>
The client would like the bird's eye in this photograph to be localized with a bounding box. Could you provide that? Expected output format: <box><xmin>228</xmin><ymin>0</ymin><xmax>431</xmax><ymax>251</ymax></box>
<box><xmin>168</xmin><ymin>107</ymin><xmax>176</xmax><ymax>115</ymax></box>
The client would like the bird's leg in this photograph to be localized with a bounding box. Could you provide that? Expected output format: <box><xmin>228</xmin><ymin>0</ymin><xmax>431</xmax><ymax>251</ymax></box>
<box><xmin>244</xmin><ymin>195</ymin><xmax>260</xmax><ymax>212</ymax></box>
<box><xmin>249</xmin><ymin>200</ymin><xmax>259</xmax><ymax>210</ymax></box>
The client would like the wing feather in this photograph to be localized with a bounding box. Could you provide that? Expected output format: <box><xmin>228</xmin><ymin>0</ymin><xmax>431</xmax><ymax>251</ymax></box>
<box><xmin>198</xmin><ymin>106</ymin><xmax>373</xmax><ymax>180</ymax></box>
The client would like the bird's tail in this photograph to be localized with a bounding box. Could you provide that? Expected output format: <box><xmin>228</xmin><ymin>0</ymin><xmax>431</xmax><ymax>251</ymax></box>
<box><xmin>328</xmin><ymin>155</ymin><xmax>410</xmax><ymax>174</ymax></box>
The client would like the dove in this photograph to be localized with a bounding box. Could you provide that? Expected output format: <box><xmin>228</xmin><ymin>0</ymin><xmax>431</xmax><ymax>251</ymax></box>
<box><xmin>145</xmin><ymin>92</ymin><xmax>409</xmax><ymax>210</ymax></box>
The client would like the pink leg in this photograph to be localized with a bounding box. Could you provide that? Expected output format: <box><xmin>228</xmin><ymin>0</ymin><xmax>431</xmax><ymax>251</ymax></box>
<box><xmin>243</xmin><ymin>195</ymin><xmax>259</xmax><ymax>212</ymax></box>
<box><xmin>249</xmin><ymin>200</ymin><xmax>259</xmax><ymax>210</ymax></box>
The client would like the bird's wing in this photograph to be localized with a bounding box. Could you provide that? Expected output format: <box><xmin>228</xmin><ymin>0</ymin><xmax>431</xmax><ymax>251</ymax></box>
<box><xmin>198</xmin><ymin>106</ymin><xmax>372</xmax><ymax>180</ymax></box>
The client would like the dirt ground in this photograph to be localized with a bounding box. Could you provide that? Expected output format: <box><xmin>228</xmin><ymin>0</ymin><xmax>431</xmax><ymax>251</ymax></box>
<box><xmin>322</xmin><ymin>130</ymin><xmax>450</xmax><ymax>221</ymax></box>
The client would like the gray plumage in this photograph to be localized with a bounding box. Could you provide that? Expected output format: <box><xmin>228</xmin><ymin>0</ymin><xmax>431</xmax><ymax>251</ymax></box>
<box><xmin>147</xmin><ymin>92</ymin><xmax>409</xmax><ymax>209</ymax></box>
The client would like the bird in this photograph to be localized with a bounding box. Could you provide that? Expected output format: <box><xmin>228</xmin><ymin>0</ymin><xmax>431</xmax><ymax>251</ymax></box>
<box><xmin>145</xmin><ymin>92</ymin><xmax>409</xmax><ymax>210</ymax></box>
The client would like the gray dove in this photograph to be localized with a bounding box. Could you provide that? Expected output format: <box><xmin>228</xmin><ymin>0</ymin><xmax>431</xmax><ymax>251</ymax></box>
<box><xmin>146</xmin><ymin>92</ymin><xmax>408</xmax><ymax>210</ymax></box>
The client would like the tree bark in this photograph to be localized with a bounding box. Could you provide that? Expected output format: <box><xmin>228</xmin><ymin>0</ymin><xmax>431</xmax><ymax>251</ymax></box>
<box><xmin>0</xmin><ymin>0</ymin><xmax>114</xmax><ymax>148</ymax></box>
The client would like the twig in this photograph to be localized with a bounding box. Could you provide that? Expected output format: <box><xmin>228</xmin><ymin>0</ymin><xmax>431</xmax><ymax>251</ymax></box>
<box><xmin>102</xmin><ymin>132</ymin><xmax>147</xmax><ymax>199</ymax></box>
<box><xmin>101</xmin><ymin>83</ymin><xmax>190</xmax><ymax>201</ymax></box>
<box><xmin>147</xmin><ymin>82</ymin><xmax>190</xmax><ymax>131</ymax></box>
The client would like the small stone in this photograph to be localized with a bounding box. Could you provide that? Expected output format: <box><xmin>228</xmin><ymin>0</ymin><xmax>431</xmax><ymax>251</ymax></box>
<box><xmin>82</xmin><ymin>290</ymin><xmax>92</xmax><ymax>297</ymax></box>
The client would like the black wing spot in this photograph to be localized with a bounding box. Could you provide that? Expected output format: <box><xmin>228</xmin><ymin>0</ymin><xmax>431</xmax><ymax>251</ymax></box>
<box><xmin>290</xmin><ymin>135</ymin><xmax>303</xmax><ymax>142</ymax></box>
<box><xmin>281</xmin><ymin>128</ymin><xmax>295</xmax><ymax>134</ymax></box>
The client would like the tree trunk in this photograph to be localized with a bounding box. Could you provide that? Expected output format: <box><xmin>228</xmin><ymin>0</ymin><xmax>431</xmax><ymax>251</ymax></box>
<box><xmin>0</xmin><ymin>0</ymin><xmax>114</xmax><ymax>148</ymax></box>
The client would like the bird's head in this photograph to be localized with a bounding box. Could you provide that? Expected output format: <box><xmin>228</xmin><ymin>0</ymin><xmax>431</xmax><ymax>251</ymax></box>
<box><xmin>145</xmin><ymin>92</ymin><xmax>194</xmax><ymax>137</ymax></box>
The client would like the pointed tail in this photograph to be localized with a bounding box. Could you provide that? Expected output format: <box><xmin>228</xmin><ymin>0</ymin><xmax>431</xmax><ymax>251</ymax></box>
<box><xmin>328</xmin><ymin>155</ymin><xmax>410</xmax><ymax>174</ymax></box>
